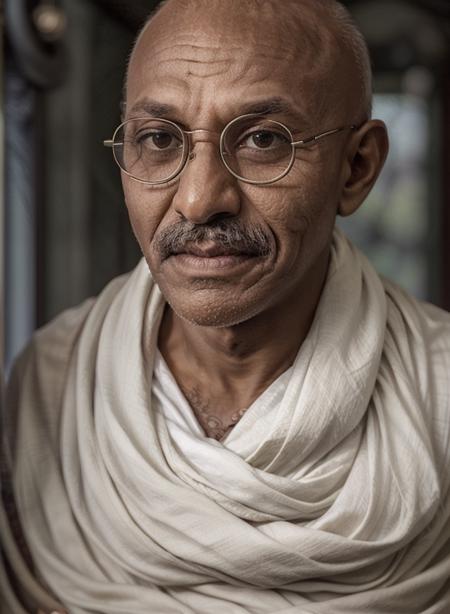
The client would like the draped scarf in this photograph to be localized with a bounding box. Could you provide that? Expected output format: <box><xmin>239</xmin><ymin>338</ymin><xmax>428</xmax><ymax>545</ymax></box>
<box><xmin>2</xmin><ymin>230</ymin><xmax>450</xmax><ymax>613</ymax></box>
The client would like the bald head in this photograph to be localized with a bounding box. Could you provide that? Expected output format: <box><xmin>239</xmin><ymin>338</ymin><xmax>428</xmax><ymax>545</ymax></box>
<box><xmin>126</xmin><ymin>0</ymin><xmax>372</xmax><ymax>121</ymax></box>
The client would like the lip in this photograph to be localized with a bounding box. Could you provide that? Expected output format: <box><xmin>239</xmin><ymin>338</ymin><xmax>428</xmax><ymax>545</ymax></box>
<box><xmin>164</xmin><ymin>250</ymin><xmax>261</xmax><ymax>276</ymax></box>
<box><xmin>168</xmin><ymin>252</ymin><xmax>256</xmax><ymax>271</ymax></box>
<box><xmin>170</xmin><ymin>241</ymin><xmax>248</xmax><ymax>259</ymax></box>
<box><xmin>161</xmin><ymin>240</ymin><xmax>266</xmax><ymax>277</ymax></box>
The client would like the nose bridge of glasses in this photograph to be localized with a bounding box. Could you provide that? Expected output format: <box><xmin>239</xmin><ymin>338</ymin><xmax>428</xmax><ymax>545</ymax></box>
<box><xmin>184</xmin><ymin>128</ymin><xmax>222</xmax><ymax>164</ymax></box>
<box><xmin>185</xmin><ymin>128</ymin><xmax>221</xmax><ymax>146</ymax></box>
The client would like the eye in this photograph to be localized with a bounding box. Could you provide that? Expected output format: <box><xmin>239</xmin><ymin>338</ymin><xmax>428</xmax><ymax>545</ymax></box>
<box><xmin>239</xmin><ymin>129</ymin><xmax>290</xmax><ymax>150</ymax></box>
<box><xmin>136</xmin><ymin>129</ymin><xmax>183</xmax><ymax>151</ymax></box>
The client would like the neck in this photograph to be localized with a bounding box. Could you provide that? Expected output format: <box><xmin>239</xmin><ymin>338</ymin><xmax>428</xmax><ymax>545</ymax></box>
<box><xmin>161</xmin><ymin>305</ymin><xmax>301</xmax><ymax>393</ymax></box>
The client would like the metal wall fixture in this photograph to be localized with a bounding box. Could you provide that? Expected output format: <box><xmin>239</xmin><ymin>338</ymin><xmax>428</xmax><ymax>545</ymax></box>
<box><xmin>5</xmin><ymin>0</ymin><xmax>67</xmax><ymax>88</ymax></box>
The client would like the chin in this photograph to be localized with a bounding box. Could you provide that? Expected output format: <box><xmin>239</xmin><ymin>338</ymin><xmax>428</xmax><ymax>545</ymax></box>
<box><xmin>164</xmin><ymin>292</ymin><xmax>265</xmax><ymax>329</ymax></box>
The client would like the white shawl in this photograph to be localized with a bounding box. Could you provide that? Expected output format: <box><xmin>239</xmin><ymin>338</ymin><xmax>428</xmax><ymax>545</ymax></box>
<box><xmin>2</xmin><ymin>230</ymin><xmax>450</xmax><ymax>613</ymax></box>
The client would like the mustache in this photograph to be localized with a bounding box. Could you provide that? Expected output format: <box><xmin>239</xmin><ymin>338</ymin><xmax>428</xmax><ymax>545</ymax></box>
<box><xmin>155</xmin><ymin>219</ymin><xmax>273</xmax><ymax>261</ymax></box>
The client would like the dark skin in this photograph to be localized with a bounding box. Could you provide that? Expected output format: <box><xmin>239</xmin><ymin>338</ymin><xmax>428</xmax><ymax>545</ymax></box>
<box><xmin>123</xmin><ymin>0</ymin><xmax>389</xmax><ymax>438</ymax></box>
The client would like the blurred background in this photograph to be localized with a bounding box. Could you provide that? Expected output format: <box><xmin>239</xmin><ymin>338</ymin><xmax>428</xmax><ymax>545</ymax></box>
<box><xmin>2</xmin><ymin>0</ymin><xmax>450</xmax><ymax>371</ymax></box>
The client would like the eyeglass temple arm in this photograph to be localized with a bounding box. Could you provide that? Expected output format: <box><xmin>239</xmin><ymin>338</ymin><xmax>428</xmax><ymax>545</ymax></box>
<box><xmin>291</xmin><ymin>125</ymin><xmax>357</xmax><ymax>148</ymax></box>
<box><xmin>103</xmin><ymin>139</ymin><xmax>119</xmax><ymax>148</ymax></box>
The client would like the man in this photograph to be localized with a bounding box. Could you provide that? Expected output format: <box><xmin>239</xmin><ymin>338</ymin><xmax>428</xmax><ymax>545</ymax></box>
<box><xmin>1</xmin><ymin>0</ymin><xmax>449</xmax><ymax>612</ymax></box>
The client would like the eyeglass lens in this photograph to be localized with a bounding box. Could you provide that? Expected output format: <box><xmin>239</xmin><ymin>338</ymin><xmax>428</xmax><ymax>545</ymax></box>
<box><xmin>114</xmin><ymin>119</ymin><xmax>187</xmax><ymax>183</ymax></box>
<box><xmin>113</xmin><ymin>116</ymin><xmax>295</xmax><ymax>184</ymax></box>
<box><xmin>221</xmin><ymin>116</ymin><xmax>294</xmax><ymax>183</ymax></box>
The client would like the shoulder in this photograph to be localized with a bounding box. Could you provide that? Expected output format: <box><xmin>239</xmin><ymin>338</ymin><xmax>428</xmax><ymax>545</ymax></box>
<box><xmin>382</xmin><ymin>279</ymin><xmax>450</xmax><ymax>429</ymax></box>
<box><xmin>383</xmin><ymin>278</ymin><xmax>450</xmax><ymax>354</ymax></box>
<box><xmin>5</xmin><ymin>271</ymin><xmax>132</xmax><ymax>458</ymax></box>
<box><xmin>11</xmin><ymin>271</ymin><xmax>130</xmax><ymax>385</ymax></box>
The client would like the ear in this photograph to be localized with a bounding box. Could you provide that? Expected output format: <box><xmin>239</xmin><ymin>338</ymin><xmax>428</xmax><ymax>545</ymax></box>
<box><xmin>338</xmin><ymin>120</ymin><xmax>389</xmax><ymax>217</ymax></box>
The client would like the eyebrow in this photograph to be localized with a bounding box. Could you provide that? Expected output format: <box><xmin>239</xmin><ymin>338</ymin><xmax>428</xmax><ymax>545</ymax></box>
<box><xmin>127</xmin><ymin>99</ymin><xmax>177</xmax><ymax>119</ymax></box>
<box><xmin>126</xmin><ymin>96</ymin><xmax>308</xmax><ymax>126</ymax></box>
<box><xmin>239</xmin><ymin>97</ymin><xmax>300</xmax><ymax>117</ymax></box>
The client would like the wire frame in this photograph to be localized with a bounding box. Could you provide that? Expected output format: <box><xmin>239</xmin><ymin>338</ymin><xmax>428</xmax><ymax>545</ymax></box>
<box><xmin>104</xmin><ymin>114</ymin><xmax>357</xmax><ymax>185</ymax></box>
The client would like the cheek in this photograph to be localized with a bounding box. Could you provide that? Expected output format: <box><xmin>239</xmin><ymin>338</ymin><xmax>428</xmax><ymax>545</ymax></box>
<box><xmin>247</xmin><ymin>175</ymin><xmax>338</xmax><ymax>275</ymax></box>
<box><xmin>122</xmin><ymin>178</ymin><xmax>175</xmax><ymax>252</ymax></box>
<box><xmin>242</xmin><ymin>184</ymin><xmax>308</xmax><ymax>235</ymax></box>
<box><xmin>248</xmin><ymin>181</ymin><xmax>328</xmax><ymax>248</ymax></box>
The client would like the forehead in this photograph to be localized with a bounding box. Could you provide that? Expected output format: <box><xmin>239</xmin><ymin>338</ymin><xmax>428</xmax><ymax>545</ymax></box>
<box><xmin>126</xmin><ymin>1</ymin><xmax>347</xmax><ymax>124</ymax></box>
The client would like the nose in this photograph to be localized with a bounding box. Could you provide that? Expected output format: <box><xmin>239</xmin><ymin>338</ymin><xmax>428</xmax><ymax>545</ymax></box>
<box><xmin>171</xmin><ymin>142</ymin><xmax>241</xmax><ymax>224</ymax></box>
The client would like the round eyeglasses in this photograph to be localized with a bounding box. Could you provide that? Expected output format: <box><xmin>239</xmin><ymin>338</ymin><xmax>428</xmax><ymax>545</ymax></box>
<box><xmin>103</xmin><ymin>114</ymin><xmax>356</xmax><ymax>186</ymax></box>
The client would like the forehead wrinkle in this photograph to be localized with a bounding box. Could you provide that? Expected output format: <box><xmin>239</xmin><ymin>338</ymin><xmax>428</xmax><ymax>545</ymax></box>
<box><xmin>131</xmin><ymin>44</ymin><xmax>297</xmax><ymax>98</ymax></box>
<box><xmin>133</xmin><ymin>39</ymin><xmax>312</xmax><ymax>89</ymax></box>
<box><xmin>130</xmin><ymin>42</ymin><xmax>238</xmax><ymax>85</ymax></box>
<box><xmin>157</xmin><ymin>58</ymin><xmax>235</xmax><ymax>80</ymax></box>
<box><xmin>127</xmin><ymin>0</ymin><xmax>352</xmax><ymax>126</ymax></box>
<box><xmin>132</xmin><ymin>40</ymin><xmax>298</xmax><ymax>72</ymax></box>
<box><xmin>144</xmin><ymin>0</ymin><xmax>334</xmax><ymax>62</ymax></box>
<box><xmin>140</xmin><ymin>42</ymin><xmax>237</xmax><ymax>63</ymax></box>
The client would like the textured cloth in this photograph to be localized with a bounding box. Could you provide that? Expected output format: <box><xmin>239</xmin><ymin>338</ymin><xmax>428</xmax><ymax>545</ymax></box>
<box><xmin>2</xmin><ymin>231</ymin><xmax>450</xmax><ymax>613</ymax></box>
<box><xmin>152</xmin><ymin>349</ymin><xmax>293</xmax><ymax>453</ymax></box>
